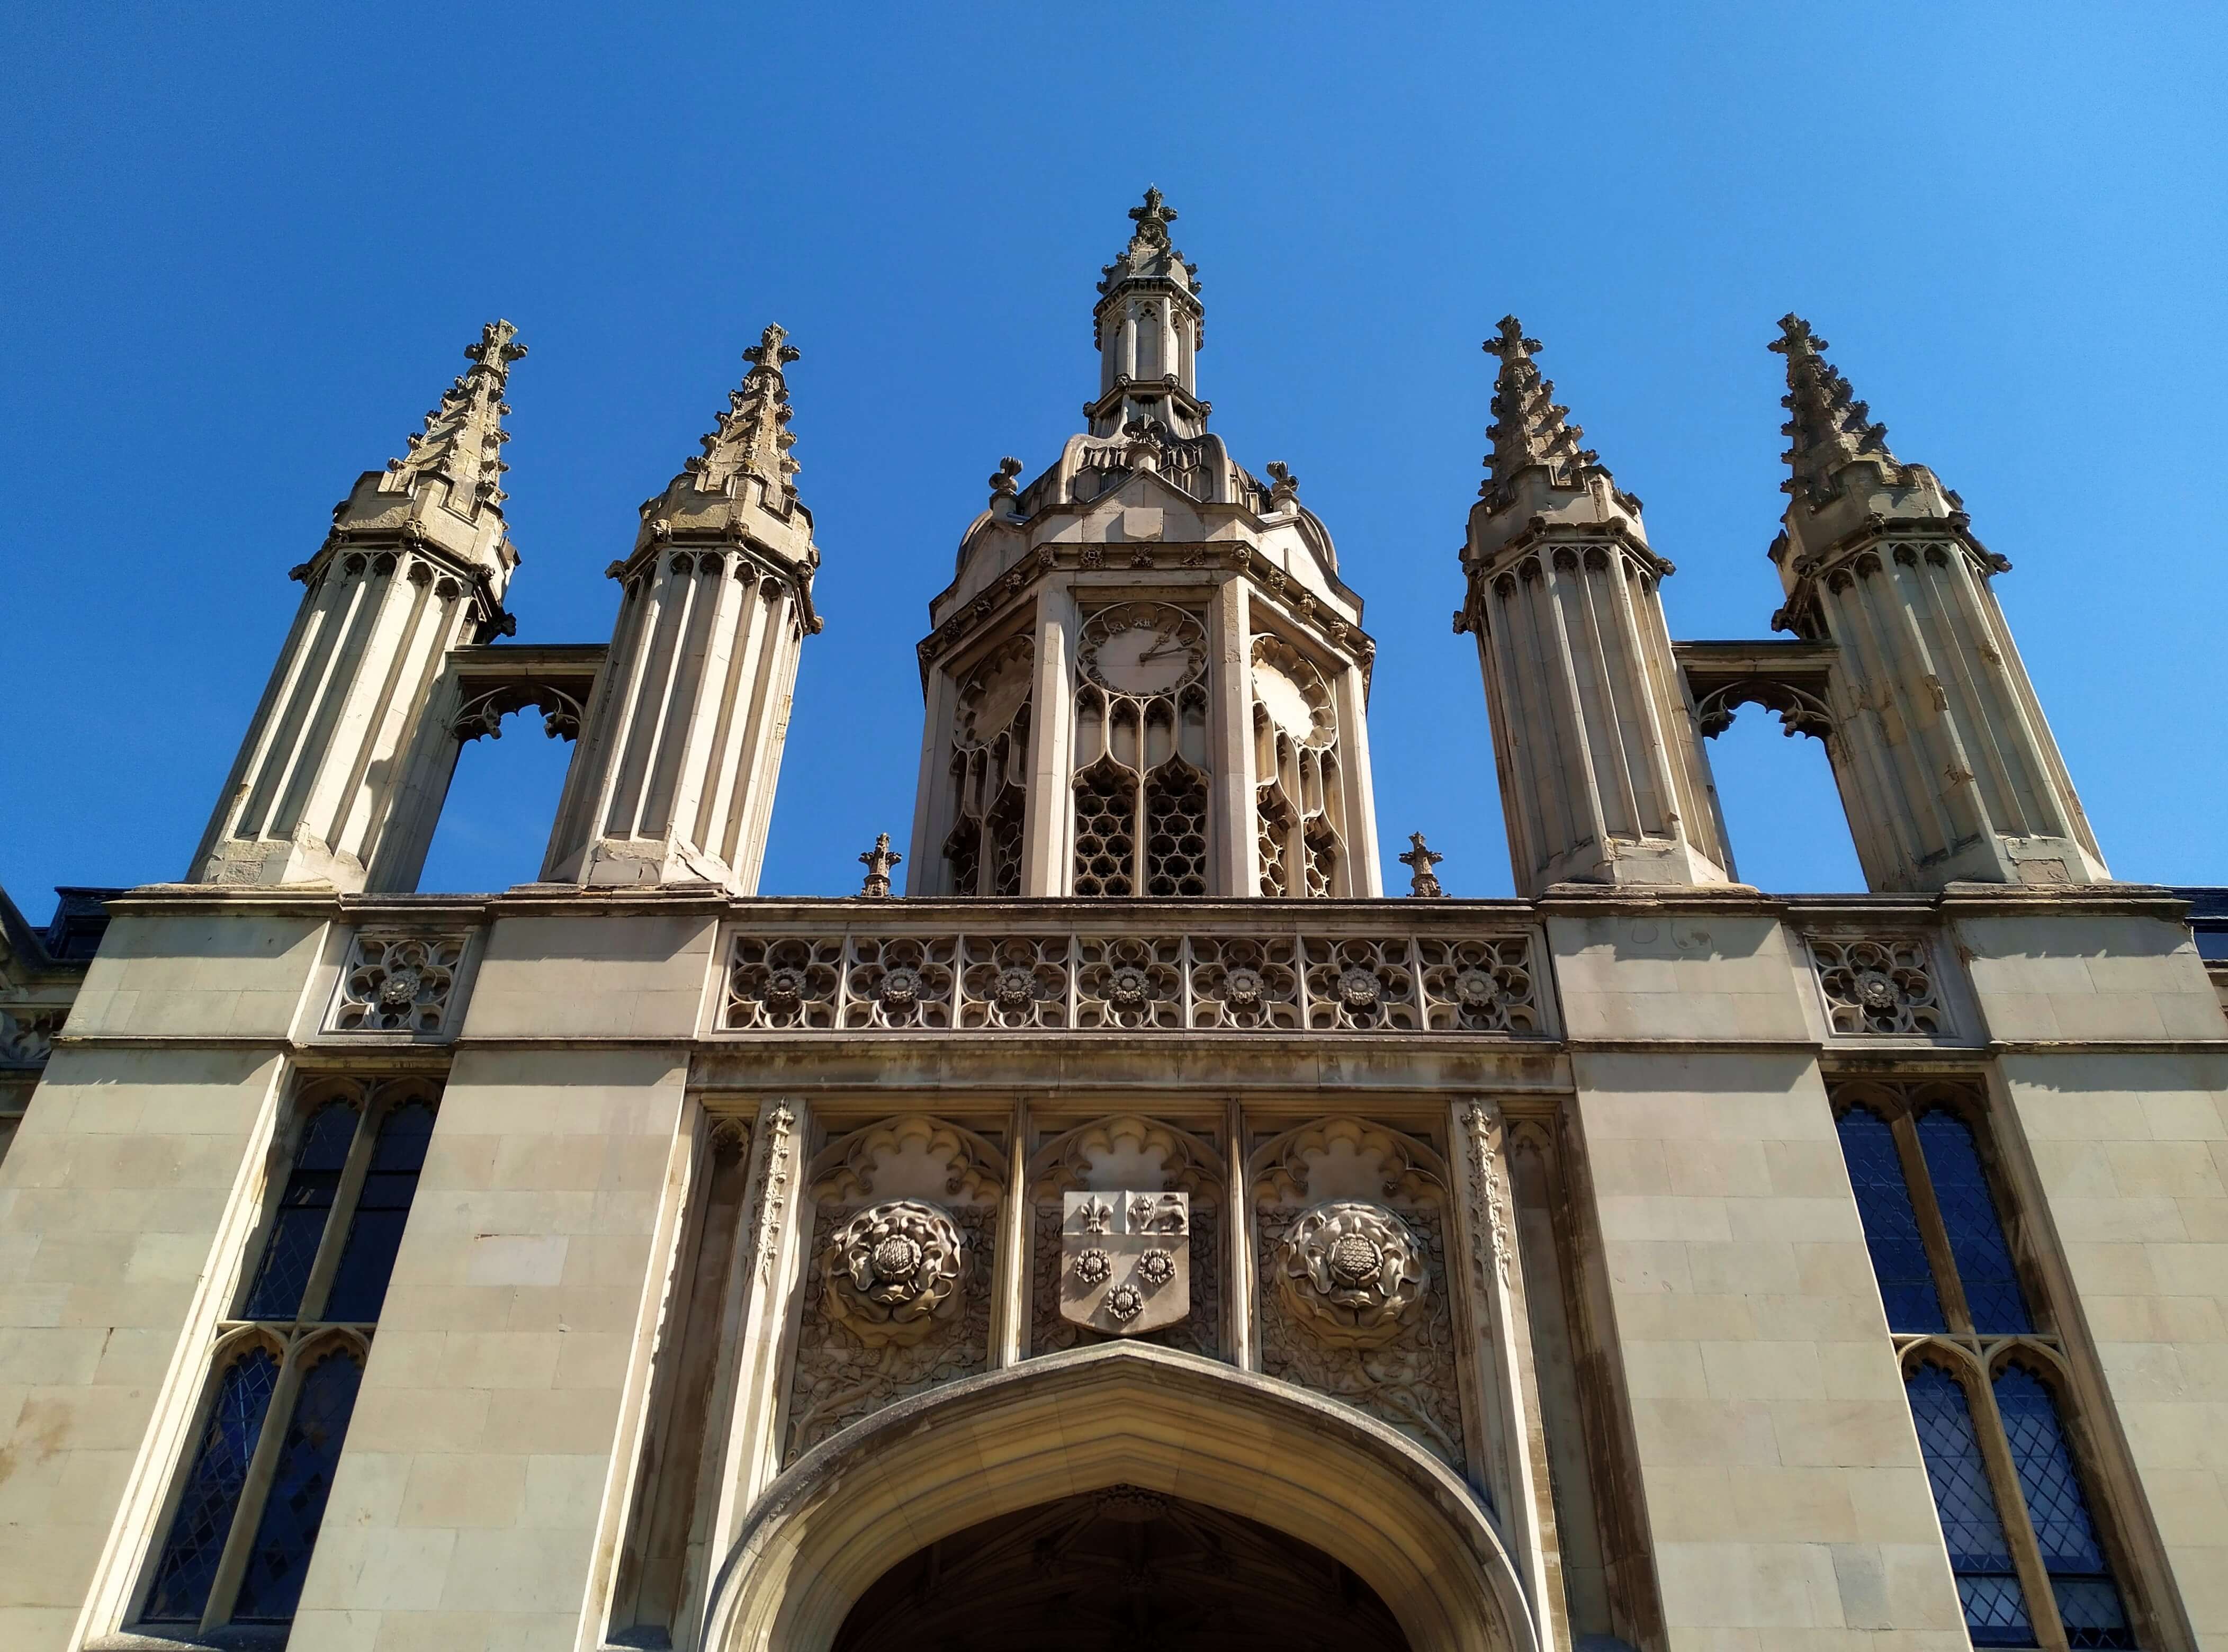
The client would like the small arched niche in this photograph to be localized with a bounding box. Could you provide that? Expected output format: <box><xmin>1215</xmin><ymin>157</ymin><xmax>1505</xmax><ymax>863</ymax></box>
<box><xmin>833</xmin><ymin>1484</ymin><xmax>1409</xmax><ymax>1651</ymax></box>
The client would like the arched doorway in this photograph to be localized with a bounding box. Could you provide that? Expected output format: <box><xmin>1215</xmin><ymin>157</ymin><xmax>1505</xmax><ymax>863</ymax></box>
<box><xmin>833</xmin><ymin>1484</ymin><xmax>1411</xmax><ymax>1650</ymax></box>
<box><xmin>702</xmin><ymin>1342</ymin><xmax>1535</xmax><ymax>1652</ymax></box>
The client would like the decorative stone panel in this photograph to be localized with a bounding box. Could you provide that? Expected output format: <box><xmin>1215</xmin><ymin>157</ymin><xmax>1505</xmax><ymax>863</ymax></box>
<box><xmin>720</xmin><ymin>920</ymin><xmax>1544</xmax><ymax>1039</ymax></box>
<box><xmin>784</xmin><ymin>1201</ymin><xmax>993</xmax><ymax>1460</ymax></box>
<box><xmin>1257</xmin><ymin>1201</ymin><xmax>1463</xmax><ymax>1466</ymax></box>
<box><xmin>326</xmin><ymin>932</ymin><xmax>470</xmax><ymax>1034</ymax></box>
<box><xmin>1032</xmin><ymin>1201</ymin><xmax>1220</xmax><ymax>1360</ymax></box>
<box><xmin>1805</xmin><ymin>933</ymin><xmax>1950</xmax><ymax>1037</ymax></box>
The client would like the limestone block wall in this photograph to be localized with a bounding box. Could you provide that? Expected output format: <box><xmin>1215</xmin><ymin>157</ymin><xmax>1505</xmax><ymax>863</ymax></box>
<box><xmin>1952</xmin><ymin>901</ymin><xmax>2227</xmax><ymax>1647</ymax></box>
<box><xmin>0</xmin><ymin>1043</ymin><xmax>292</xmax><ymax>1649</ymax></box>
<box><xmin>1573</xmin><ymin>1047</ymin><xmax>1966</xmax><ymax>1649</ymax></box>
<box><xmin>1547</xmin><ymin>900</ymin><xmax>1969</xmax><ymax>1650</ymax></box>
<box><xmin>289</xmin><ymin>1046</ymin><xmax>689</xmax><ymax>1652</ymax></box>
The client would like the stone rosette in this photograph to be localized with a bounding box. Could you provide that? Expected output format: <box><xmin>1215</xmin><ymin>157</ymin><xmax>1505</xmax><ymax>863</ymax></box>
<box><xmin>1276</xmin><ymin>1199</ymin><xmax>1428</xmax><ymax>1348</ymax></box>
<box><xmin>824</xmin><ymin>1198</ymin><xmax>967</xmax><ymax>1346</ymax></box>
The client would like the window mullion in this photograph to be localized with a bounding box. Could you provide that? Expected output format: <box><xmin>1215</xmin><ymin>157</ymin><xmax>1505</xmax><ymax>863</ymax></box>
<box><xmin>298</xmin><ymin>1101</ymin><xmax>383</xmax><ymax>1324</ymax></box>
<box><xmin>200</xmin><ymin>1334</ymin><xmax>304</xmax><ymax>1632</ymax></box>
<box><xmin>1968</xmin><ymin>1357</ymin><xmax>2070</xmax><ymax>1652</ymax></box>
<box><xmin>1891</xmin><ymin>1109</ymin><xmax>1974</xmax><ymax>1334</ymax></box>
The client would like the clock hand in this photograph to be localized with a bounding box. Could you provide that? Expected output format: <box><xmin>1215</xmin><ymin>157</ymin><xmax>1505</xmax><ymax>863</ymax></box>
<box><xmin>1136</xmin><ymin>636</ymin><xmax>1185</xmax><ymax>663</ymax></box>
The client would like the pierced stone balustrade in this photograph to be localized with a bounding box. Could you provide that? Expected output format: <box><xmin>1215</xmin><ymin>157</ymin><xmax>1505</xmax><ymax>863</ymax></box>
<box><xmin>716</xmin><ymin>903</ymin><xmax>1546</xmax><ymax>1037</ymax></box>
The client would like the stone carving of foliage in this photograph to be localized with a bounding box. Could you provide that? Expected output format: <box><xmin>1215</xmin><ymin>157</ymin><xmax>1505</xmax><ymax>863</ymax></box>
<box><xmin>785</xmin><ymin>1205</ymin><xmax>993</xmax><ymax>1460</ymax></box>
<box><xmin>1418</xmin><ymin>937</ymin><xmax>1539</xmax><ymax>1034</ymax></box>
<box><xmin>330</xmin><ymin>933</ymin><xmax>467</xmax><ymax>1032</ymax></box>
<box><xmin>725</xmin><ymin>936</ymin><xmax>842</xmax><ymax>1030</ymax></box>
<box><xmin>1259</xmin><ymin>1204</ymin><xmax>1462</xmax><ymax>1466</ymax></box>
<box><xmin>1187</xmin><ymin>935</ymin><xmax>1301</xmax><ymax>1030</ymax></box>
<box><xmin>1032</xmin><ymin>1201</ymin><xmax>1220</xmax><ymax>1360</ymax></box>
<box><xmin>1075</xmin><ymin>935</ymin><xmax>1184</xmax><ymax>1030</ymax></box>
<box><xmin>1274</xmin><ymin>1200</ymin><xmax>1429</xmax><ymax>1347</ymax></box>
<box><xmin>1300</xmin><ymin>938</ymin><xmax>1421</xmax><ymax>1032</ymax></box>
<box><xmin>841</xmin><ymin>936</ymin><xmax>956</xmax><ymax>1030</ymax></box>
<box><xmin>1808</xmin><ymin>935</ymin><xmax>1947</xmax><ymax>1036</ymax></box>
<box><xmin>821</xmin><ymin>1199</ymin><xmax>967</xmax><ymax>1346</ymax></box>
<box><xmin>958</xmin><ymin>936</ymin><xmax>1070</xmax><ymax>1029</ymax></box>
<box><xmin>0</xmin><ymin>1006</ymin><xmax>64</xmax><ymax>1066</ymax></box>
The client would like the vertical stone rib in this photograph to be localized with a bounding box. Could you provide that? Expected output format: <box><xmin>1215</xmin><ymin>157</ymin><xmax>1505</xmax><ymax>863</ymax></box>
<box><xmin>322</xmin><ymin>569</ymin><xmax>440</xmax><ymax>858</ymax></box>
<box><xmin>268</xmin><ymin>562</ymin><xmax>391</xmax><ymax>840</ymax></box>
<box><xmin>695</xmin><ymin>570</ymin><xmax>766</xmax><ymax>858</ymax></box>
<box><xmin>232</xmin><ymin>571</ymin><xmax>353</xmax><ymax>841</ymax></box>
<box><xmin>1571</xmin><ymin>555</ymin><xmax>1645</xmax><ymax>839</ymax></box>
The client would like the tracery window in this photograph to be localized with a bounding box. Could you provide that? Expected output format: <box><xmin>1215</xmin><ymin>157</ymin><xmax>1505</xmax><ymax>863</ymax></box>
<box><xmin>1251</xmin><ymin>634</ymin><xmax>1345</xmax><ymax>898</ymax></box>
<box><xmin>1831</xmin><ymin>1079</ymin><xmax>2140</xmax><ymax>1652</ymax></box>
<box><xmin>945</xmin><ymin>635</ymin><xmax>1032</xmax><ymax>896</ymax></box>
<box><xmin>137</xmin><ymin>1076</ymin><xmax>439</xmax><ymax>1635</ymax></box>
<box><xmin>1072</xmin><ymin>604</ymin><xmax>1210</xmax><ymax>896</ymax></box>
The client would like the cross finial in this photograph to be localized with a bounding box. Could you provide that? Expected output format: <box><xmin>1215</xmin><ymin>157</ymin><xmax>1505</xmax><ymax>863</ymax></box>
<box><xmin>1399</xmin><ymin>832</ymin><xmax>1446</xmax><ymax>899</ymax></box>
<box><xmin>743</xmin><ymin>322</ymin><xmax>801</xmax><ymax>373</ymax></box>
<box><xmin>1769</xmin><ymin>313</ymin><xmax>1822</xmax><ymax>357</ymax></box>
<box><xmin>464</xmin><ymin>319</ymin><xmax>528</xmax><ymax>375</ymax></box>
<box><xmin>858</xmin><ymin>832</ymin><xmax>902</xmax><ymax>899</ymax></box>
<box><xmin>1129</xmin><ymin>186</ymin><xmax>1177</xmax><ymax>240</ymax></box>
<box><xmin>1482</xmin><ymin>315</ymin><xmax>1539</xmax><ymax>361</ymax></box>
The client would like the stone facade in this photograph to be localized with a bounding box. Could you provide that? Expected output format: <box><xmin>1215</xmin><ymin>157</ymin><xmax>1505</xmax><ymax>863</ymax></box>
<box><xmin>0</xmin><ymin>194</ymin><xmax>2221</xmax><ymax>1652</ymax></box>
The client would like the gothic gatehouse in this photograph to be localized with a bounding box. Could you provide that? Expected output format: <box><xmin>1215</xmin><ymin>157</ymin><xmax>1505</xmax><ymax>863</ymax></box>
<box><xmin>2</xmin><ymin>192</ymin><xmax>2223</xmax><ymax>1652</ymax></box>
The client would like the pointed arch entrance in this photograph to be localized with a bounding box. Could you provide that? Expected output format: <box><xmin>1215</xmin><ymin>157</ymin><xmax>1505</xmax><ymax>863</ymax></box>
<box><xmin>701</xmin><ymin>1342</ymin><xmax>1537</xmax><ymax>1652</ymax></box>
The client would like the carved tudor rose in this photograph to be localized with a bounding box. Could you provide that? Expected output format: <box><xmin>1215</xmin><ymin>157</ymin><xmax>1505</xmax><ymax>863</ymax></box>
<box><xmin>1277</xmin><ymin>1199</ymin><xmax>1427</xmax><ymax>1348</ymax></box>
<box><xmin>824</xmin><ymin>1199</ymin><xmax>966</xmax><ymax>1346</ymax></box>
<box><xmin>1061</xmin><ymin>1190</ymin><xmax>1189</xmax><ymax>1336</ymax></box>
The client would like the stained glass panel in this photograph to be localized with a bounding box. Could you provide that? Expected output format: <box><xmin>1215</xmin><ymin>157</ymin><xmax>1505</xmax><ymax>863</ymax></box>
<box><xmin>1906</xmin><ymin>1363</ymin><xmax>2033</xmax><ymax>1646</ymax></box>
<box><xmin>1917</xmin><ymin>1111</ymin><xmax>2032</xmax><ymax>1334</ymax></box>
<box><xmin>1835</xmin><ymin>1108</ymin><xmax>1945</xmax><ymax>1332</ymax></box>
<box><xmin>232</xmin><ymin>1350</ymin><xmax>365</xmax><ymax>1623</ymax></box>
<box><xmin>242</xmin><ymin>1104</ymin><xmax>358</xmax><ymax>1321</ymax></box>
<box><xmin>142</xmin><ymin>1348</ymin><xmax>279</xmax><ymax>1623</ymax></box>
<box><xmin>1996</xmin><ymin>1366</ymin><xmax>2133</xmax><ymax>1649</ymax></box>
<box><xmin>321</xmin><ymin>1101</ymin><xmax>435</xmax><ymax>1323</ymax></box>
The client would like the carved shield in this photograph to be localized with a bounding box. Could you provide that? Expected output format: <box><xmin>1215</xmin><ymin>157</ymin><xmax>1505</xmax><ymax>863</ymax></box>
<box><xmin>1061</xmin><ymin>1190</ymin><xmax>1189</xmax><ymax>1336</ymax></box>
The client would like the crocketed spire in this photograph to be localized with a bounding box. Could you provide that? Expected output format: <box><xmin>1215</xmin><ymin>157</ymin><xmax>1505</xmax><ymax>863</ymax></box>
<box><xmin>387</xmin><ymin>320</ymin><xmax>526</xmax><ymax>517</ymax></box>
<box><xmin>685</xmin><ymin>323</ymin><xmax>803</xmax><ymax>498</ymax></box>
<box><xmin>1478</xmin><ymin>316</ymin><xmax>1605</xmax><ymax>508</ymax></box>
<box><xmin>1770</xmin><ymin>314</ymin><xmax>1904</xmax><ymax>504</ymax></box>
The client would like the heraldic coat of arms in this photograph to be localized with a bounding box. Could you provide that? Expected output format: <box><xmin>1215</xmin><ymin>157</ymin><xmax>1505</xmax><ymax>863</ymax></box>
<box><xmin>1061</xmin><ymin>1190</ymin><xmax>1190</xmax><ymax>1335</ymax></box>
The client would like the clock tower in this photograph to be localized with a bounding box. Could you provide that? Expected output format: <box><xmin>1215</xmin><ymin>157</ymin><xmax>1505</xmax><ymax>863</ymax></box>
<box><xmin>907</xmin><ymin>191</ymin><xmax>1382</xmax><ymax>898</ymax></box>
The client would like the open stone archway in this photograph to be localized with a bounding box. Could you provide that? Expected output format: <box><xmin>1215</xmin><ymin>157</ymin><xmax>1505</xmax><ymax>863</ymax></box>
<box><xmin>835</xmin><ymin>1484</ymin><xmax>1410</xmax><ymax>1650</ymax></box>
<box><xmin>702</xmin><ymin>1342</ymin><xmax>1537</xmax><ymax>1652</ymax></box>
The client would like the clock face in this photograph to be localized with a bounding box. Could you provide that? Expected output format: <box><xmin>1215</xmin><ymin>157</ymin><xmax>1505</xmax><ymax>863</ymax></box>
<box><xmin>1252</xmin><ymin>637</ymin><xmax>1334</xmax><ymax>747</ymax></box>
<box><xmin>1080</xmin><ymin>605</ymin><xmax>1206</xmax><ymax>697</ymax></box>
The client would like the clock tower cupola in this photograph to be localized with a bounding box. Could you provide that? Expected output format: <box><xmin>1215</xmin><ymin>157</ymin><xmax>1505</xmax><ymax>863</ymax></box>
<box><xmin>906</xmin><ymin>191</ymin><xmax>1382</xmax><ymax>899</ymax></box>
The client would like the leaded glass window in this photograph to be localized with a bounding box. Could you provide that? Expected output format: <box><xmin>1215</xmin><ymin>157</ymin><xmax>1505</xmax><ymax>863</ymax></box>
<box><xmin>1837</xmin><ymin>1106</ymin><xmax>1946</xmax><ymax>1332</ymax></box>
<box><xmin>1995</xmin><ymin>1367</ymin><xmax>2135</xmax><ymax>1650</ymax></box>
<box><xmin>1829</xmin><ymin>1078</ymin><xmax>2147</xmax><ymax>1652</ymax></box>
<box><xmin>1919</xmin><ymin>1110</ymin><xmax>2033</xmax><ymax>1334</ymax></box>
<box><xmin>137</xmin><ymin>1076</ymin><xmax>438</xmax><ymax>1635</ymax></box>
<box><xmin>1908</xmin><ymin>1363</ymin><xmax>2034</xmax><ymax>1646</ymax></box>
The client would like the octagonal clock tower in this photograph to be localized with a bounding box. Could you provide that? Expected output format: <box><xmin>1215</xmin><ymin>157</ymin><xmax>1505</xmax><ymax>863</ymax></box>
<box><xmin>908</xmin><ymin>191</ymin><xmax>1382</xmax><ymax>899</ymax></box>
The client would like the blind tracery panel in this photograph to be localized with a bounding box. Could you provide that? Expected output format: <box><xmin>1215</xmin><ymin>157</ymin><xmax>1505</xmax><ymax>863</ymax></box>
<box><xmin>1830</xmin><ymin>1078</ymin><xmax>2137</xmax><ymax>1652</ymax></box>
<box><xmin>1251</xmin><ymin>634</ymin><xmax>1344</xmax><ymax>898</ymax></box>
<box><xmin>946</xmin><ymin>635</ymin><xmax>1033</xmax><ymax>897</ymax></box>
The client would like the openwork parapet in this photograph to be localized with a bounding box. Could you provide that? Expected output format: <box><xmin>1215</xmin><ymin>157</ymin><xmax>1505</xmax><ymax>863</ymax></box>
<box><xmin>721</xmin><ymin>919</ymin><xmax>1543</xmax><ymax>1035</ymax></box>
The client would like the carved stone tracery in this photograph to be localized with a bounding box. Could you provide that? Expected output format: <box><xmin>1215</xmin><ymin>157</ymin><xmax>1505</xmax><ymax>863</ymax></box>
<box><xmin>1807</xmin><ymin>933</ymin><xmax>1949</xmax><ymax>1036</ymax></box>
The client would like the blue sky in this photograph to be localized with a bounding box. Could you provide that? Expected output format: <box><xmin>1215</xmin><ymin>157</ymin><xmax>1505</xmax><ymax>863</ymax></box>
<box><xmin>5</xmin><ymin>3</ymin><xmax>2223</xmax><ymax>917</ymax></box>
